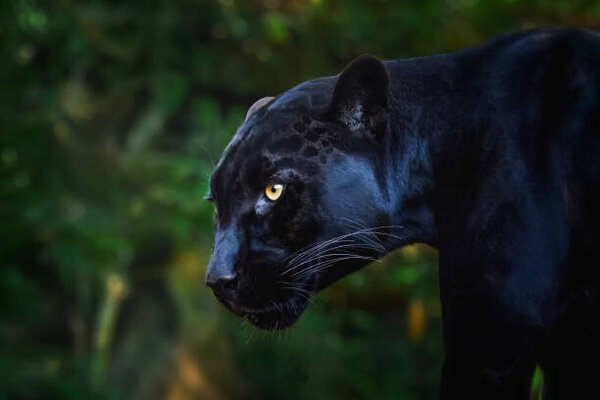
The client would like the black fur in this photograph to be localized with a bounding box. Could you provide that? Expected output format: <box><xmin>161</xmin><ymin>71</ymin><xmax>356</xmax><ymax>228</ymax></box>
<box><xmin>207</xmin><ymin>28</ymin><xmax>600</xmax><ymax>399</ymax></box>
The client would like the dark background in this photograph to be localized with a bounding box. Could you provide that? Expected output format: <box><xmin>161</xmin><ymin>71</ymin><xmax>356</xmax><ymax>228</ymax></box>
<box><xmin>1</xmin><ymin>1</ymin><xmax>598</xmax><ymax>399</ymax></box>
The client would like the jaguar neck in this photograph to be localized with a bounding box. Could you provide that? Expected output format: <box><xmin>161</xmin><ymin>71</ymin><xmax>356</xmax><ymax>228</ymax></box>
<box><xmin>382</xmin><ymin>52</ymin><xmax>480</xmax><ymax>249</ymax></box>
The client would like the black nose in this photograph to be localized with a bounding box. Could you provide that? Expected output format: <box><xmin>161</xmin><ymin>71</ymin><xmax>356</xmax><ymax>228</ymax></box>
<box><xmin>206</xmin><ymin>272</ymin><xmax>239</xmax><ymax>298</ymax></box>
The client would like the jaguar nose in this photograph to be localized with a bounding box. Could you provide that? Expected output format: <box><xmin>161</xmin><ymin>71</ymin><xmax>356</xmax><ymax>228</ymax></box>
<box><xmin>206</xmin><ymin>272</ymin><xmax>239</xmax><ymax>298</ymax></box>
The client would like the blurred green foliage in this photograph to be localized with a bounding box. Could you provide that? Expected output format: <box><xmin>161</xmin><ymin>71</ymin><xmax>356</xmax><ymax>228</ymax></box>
<box><xmin>0</xmin><ymin>0</ymin><xmax>598</xmax><ymax>399</ymax></box>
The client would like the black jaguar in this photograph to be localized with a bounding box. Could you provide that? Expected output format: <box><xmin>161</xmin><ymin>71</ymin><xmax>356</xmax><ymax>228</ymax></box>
<box><xmin>206</xmin><ymin>28</ymin><xmax>600</xmax><ymax>399</ymax></box>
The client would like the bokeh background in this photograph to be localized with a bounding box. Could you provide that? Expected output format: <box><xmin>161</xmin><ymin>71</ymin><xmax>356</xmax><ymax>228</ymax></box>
<box><xmin>1</xmin><ymin>1</ymin><xmax>599</xmax><ymax>399</ymax></box>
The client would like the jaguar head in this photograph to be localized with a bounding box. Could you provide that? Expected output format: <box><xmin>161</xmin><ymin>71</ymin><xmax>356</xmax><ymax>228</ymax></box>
<box><xmin>206</xmin><ymin>55</ymin><xmax>424</xmax><ymax>330</ymax></box>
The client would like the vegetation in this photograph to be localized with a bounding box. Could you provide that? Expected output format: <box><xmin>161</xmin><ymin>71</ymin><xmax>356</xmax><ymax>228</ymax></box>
<box><xmin>1</xmin><ymin>1</ymin><xmax>597</xmax><ymax>398</ymax></box>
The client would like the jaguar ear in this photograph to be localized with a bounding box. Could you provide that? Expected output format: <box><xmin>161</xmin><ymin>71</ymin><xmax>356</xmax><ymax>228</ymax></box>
<box><xmin>328</xmin><ymin>54</ymin><xmax>388</xmax><ymax>138</ymax></box>
<box><xmin>245</xmin><ymin>96</ymin><xmax>275</xmax><ymax>122</ymax></box>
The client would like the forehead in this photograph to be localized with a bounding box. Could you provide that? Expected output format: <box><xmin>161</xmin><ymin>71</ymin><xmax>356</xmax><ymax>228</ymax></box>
<box><xmin>268</xmin><ymin>76</ymin><xmax>334</xmax><ymax>112</ymax></box>
<box><xmin>209</xmin><ymin>77</ymin><xmax>339</xmax><ymax>206</ymax></box>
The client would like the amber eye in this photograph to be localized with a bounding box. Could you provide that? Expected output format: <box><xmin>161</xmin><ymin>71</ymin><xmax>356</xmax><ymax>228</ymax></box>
<box><xmin>264</xmin><ymin>183</ymin><xmax>285</xmax><ymax>201</ymax></box>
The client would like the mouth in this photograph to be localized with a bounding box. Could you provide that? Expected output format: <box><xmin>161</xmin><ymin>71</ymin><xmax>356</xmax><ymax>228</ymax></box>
<box><xmin>218</xmin><ymin>294</ymin><xmax>310</xmax><ymax>330</ymax></box>
<box><xmin>244</xmin><ymin>294</ymin><xmax>309</xmax><ymax>330</ymax></box>
<box><xmin>216</xmin><ymin>277</ymin><xmax>317</xmax><ymax>330</ymax></box>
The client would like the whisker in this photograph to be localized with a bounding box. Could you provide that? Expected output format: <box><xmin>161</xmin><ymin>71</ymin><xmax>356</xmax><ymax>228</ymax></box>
<box><xmin>341</xmin><ymin>218</ymin><xmax>388</xmax><ymax>251</ymax></box>
<box><xmin>283</xmin><ymin>243</ymin><xmax>383</xmax><ymax>275</ymax></box>
<box><xmin>282</xmin><ymin>230</ymin><xmax>390</xmax><ymax>275</ymax></box>
<box><xmin>291</xmin><ymin>254</ymin><xmax>381</xmax><ymax>280</ymax></box>
<box><xmin>284</xmin><ymin>236</ymin><xmax>353</xmax><ymax>267</ymax></box>
<box><xmin>279</xmin><ymin>224</ymin><xmax>408</xmax><ymax>282</ymax></box>
<box><xmin>279</xmin><ymin>283</ymin><xmax>313</xmax><ymax>299</ymax></box>
<box><xmin>285</xmin><ymin>225</ymin><xmax>384</xmax><ymax>265</ymax></box>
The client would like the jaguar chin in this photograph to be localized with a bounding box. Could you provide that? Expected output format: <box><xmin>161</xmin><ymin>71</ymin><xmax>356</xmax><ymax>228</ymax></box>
<box><xmin>242</xmin><ymin>295</ymin><xmax>310</xmax><ymax>331</ymax></box>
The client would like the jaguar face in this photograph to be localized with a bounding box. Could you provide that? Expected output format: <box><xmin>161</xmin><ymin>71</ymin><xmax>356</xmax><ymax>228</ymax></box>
<box><xmin>206</xmin><ymin>55</ymin><xmax>397</xmax><ymax>330</ymax></box>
